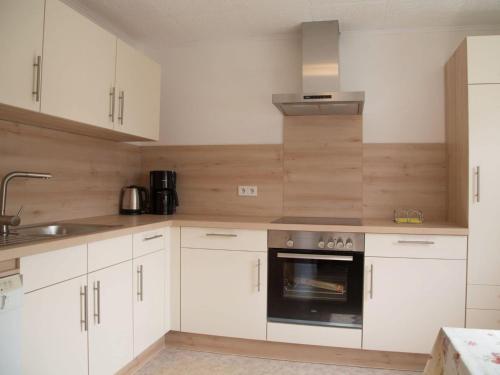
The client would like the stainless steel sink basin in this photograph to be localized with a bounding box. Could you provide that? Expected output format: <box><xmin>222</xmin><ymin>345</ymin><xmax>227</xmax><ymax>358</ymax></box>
<box><xmin>1</xmin><ymin>223</ymin><xmax>123</xmax><ymax>247</ymax></box>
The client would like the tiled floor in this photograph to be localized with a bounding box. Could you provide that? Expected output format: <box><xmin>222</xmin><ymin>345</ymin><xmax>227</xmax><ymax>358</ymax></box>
<box><xmin>135</xmin><ymin>347</ymin><xmax>422</xmax><ymax>375</ymax></box>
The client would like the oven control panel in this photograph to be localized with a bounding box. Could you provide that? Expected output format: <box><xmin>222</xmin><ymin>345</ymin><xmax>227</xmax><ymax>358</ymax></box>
<box><xmin>268</xmin><ymin>230</ymin><xmax>365</xmax><ymax>252</ymax></box>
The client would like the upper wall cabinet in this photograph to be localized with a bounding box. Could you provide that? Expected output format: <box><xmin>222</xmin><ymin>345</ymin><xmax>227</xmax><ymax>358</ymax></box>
<box><xmin>115</xmin><ymin>39</ymin><xmax>161</xmax><ymax>140</ymax></box>
<box><xmin>467</xmin><ymin>36</ymin><xmax>500</xmax><ymax>84</ymax></box>
<box><xmin>0</xmin><ymin>0</ymin><xmax>45</xmax><ymax>111</ymax></box>
<box><xmin>42</xmin><ymin>0</ymin><xmax>116</xmax><ymax>130</ymax></box>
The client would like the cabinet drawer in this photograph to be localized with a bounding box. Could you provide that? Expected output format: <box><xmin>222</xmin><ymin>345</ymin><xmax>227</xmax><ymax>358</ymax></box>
<box><xmin>365</xmin><ymin>234</ymin><xmax>467</xmax><ymax>259</ymax></box>
<box><xmin>133</xmin><ymin>229</ymin><xmax>166</xmax><ymax>258</ymax></box>
<box><xmin>21</xmin><ymin>244</ymin><xmax>87</xmax><ymax>293</ymax></box>
<box><xmin>466</xmin><ymin>309</ymin><xmax>500</xmax><ymax>329</ymax></box>
<box><xmin>181</xmin><ymin>227</ymin><xmax>267</xmax><ymax>252</ymax></box>
<box><xmin>467</xmin><ymin>285</ymin><xmax>500</xmax><ymax>310</ymax></box>
<box><xmin>88</xmin><ymin>235</ymin><xmax>132</xmax><ymax>272</ymax></box>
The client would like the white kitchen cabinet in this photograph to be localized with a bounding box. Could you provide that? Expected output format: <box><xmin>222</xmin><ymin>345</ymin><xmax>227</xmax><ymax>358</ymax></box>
<box><xmin>467</xmin><ymin>36</ymin><xmax>500</xmax><ymax>84</ymax></box>
<box><xmin>41</xmin><ymin>0</ymin><xmax>116</xmax><ymax>129</ymax></box>
<box><xmin>181</xmin><ymin>247</ymin><xmax>267</xmax><ymax>340</ymax></box>
<box><xmin>133</xmin><ymin>250</ymin><xmax>165</xmax><ymax>356</ymax></box>
<box><xmin>88</xmin><ymin>261</ymin><xmax>133</xmax><ymax>375</ymax></box>
<box><xmin>23</xmin><ymin>275</ymin><xmax>88</xmax><ymax>375</ymax></box>
<box><xmin>169</xmin><ymin>227</ymin><xmax>181</xmax><ymax>331</ymax></box>
<box><xmin>363</xmin><ymin>257</ymin><xmax>466</xmax><ymax>354</ymax></box>
<box><xmin>115</xmin><ymin>39</ymin><xmax>161</xmax><ymax>140</ymax></box>
<box><xmin>0</xmin><ymin>0</ymin><xmax>44</xmax><ymax>111</ymax></box>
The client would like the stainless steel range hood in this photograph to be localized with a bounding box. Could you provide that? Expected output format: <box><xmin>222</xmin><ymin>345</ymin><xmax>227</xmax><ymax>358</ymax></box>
<box><xmin>273</xmin><ymin>21</ymin><xmax>364</xmax><ymax>116</ymax></box>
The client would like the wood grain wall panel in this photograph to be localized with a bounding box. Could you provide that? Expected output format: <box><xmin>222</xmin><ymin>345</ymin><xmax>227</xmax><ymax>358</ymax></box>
<box><xmin>363</xmin><ymin>143</ymin><xmax>448</xmax><ymax>221</ymax></box>
<box><xmin>283</xmin><ymin>115</ymin><xmax>363</xmax><ymax>218</ymax></box>
<box><xmin>0</xmin><ymin>120</ymin><xmax>141</xmax><ymax>224</ymax></box>
<box><xmin>141</xmin><ymin>145</ymin><xmax>283</xmax><ymax>217</ymax></box>
<box><xmin>445</xmin><ymin>40</ymin><xmax>469</xmax><ymax>226</ymax></box>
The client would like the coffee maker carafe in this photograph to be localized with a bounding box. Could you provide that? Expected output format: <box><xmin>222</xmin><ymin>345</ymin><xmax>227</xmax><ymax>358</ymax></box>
<box><xmin>149</xmin><ymin>170</ymin><xmax>179</xmax><ymax>215</ymax></box>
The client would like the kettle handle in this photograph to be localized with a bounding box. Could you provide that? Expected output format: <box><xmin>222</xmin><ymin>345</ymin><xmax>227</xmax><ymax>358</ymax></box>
<box><xmin>139</xmin><ymin>187</ymin><xmax>149</xmax><ymax>213</ymax></box>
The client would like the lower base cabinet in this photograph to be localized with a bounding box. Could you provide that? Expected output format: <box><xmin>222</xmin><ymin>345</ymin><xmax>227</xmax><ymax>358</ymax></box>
<box><xmin>23</xmin><ymin>275</ymin><xmax>88</xmax><ymax>375</ymax></box>
<box><xmin>88</xmin><ymin>261</ymin><xmax>133</xmax><ymax>375</ymax></box>
<box><xmin>133</xmin><ymin>250</ymin><xmax>166</xmax><ymax>356</ymax></box>
<box><xmin>181</xmin><ymin>248</ymin><xmax>267</xmax><ymax>340</ymax></box>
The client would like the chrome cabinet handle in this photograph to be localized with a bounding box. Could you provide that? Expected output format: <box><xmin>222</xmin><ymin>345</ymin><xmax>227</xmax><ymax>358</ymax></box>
<box><xmin>93</xmin><ymin>281</ymin><xmax>101</xmax><ymax>325</ymax></box>
<box><xmin>205</xmin><ymin>233</ymin><xmax>237</xmax><ymax>237</ymax></box>
<box><xmin>117</xmin><ymin>91</ymin><xmax>125</xmax><ymax>124</ymax></box>
<box><xmin>369</xmin><ymin>264</ymin><xmax>374</xmax><ymax>299</ymax></box>
<box><xmin>32</xmin><ymin>56</ymin><xmax>41</xmax><ymax>102</ymax></box>
<box><xmin>109</xmin><ymin>87</ymin><xmax>116</xmax><ymax>121</ymax></box>
<box><xmin>0</xmin><ymin>295</ymin><xmax>6</xmax><ymax>310</ymax></box>
<box><xmin>80</xmin><ymin>285</ymin><xmax>88</xmax><ymax>331</ymax></box>
<box><xmin>143</xmin><ymin>234</ymin><xmax>163</xmax><ymax>241</ymax></box>
<box><xmin>277</xmin><ymin>253</ymin><xmax>353</xmax><ymax>262</ymax></box>
<box><xmin>397</xmin><ymin>240</ymin><xmax>434</xmax><ymax>245</ymax></box>
<box><xmin>474</xmin><ymin>166</ymin><xmax>480</xmax><ymax>203</ymax></box>
<box><xmin>137</xmin><ymin>265</ymin><xmax>143</xmax><ymax>302</ymax></box>
<box><xmin>257</xmin><ymin>259</ymin><xmax>261</xmax><ymax>292</ymax></box>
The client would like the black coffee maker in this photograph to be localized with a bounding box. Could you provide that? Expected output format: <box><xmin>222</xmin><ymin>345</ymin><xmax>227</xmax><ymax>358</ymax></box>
<box><xmin>149</xmin><ymin>170</ymin><xmax>179</xmax><ymax>215</ymax></box>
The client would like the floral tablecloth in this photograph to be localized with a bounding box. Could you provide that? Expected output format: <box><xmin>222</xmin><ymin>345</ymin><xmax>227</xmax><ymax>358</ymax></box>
<box><xmin>424</xmin><ymin>327</ymin><xmax>500</xmax><ymax>375</ymax></box>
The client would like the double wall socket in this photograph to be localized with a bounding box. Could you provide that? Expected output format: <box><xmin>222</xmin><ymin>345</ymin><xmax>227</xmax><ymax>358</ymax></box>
<box><xmin>238</xmin><ymin>185</ymin><xmax>258</xmax><ymax>197</ymax></box>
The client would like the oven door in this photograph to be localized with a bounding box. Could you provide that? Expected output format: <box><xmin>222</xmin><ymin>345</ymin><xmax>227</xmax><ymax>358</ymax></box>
<box><xmin>268</xmin><ymin>248</ymin><xmax>363</xmax><ymax>329</ymax></box>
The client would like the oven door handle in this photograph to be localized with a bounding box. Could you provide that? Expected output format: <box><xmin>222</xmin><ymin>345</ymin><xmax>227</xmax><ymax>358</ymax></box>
<box><xmin>277</xmin><ymin>253</ymin><xmax>353</xmax><ymax>262</ymax></box>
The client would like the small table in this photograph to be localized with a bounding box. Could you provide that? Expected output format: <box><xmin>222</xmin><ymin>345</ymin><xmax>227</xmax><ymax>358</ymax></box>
<box><xmin>424</xmin><ymin>327</ymin><xmax>500</xmax><ymax>375</ymax></box>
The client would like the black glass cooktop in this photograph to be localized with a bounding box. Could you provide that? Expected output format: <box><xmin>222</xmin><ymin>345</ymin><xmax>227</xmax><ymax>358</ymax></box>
<box><xmin>272</xmin><ymin>217</ymin><xmax>362</xmax><ymax>226</ymax></box>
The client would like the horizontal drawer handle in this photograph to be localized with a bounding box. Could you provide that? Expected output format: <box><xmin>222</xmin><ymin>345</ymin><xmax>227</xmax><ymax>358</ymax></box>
<box><xmin>205</xmin><ymin>233</ymin><xmax>238</xmax><ymax>238</ymax></box>
<box><xmin>143</xmin><ymin>234</ymin><xmax>163</xmax><ymax>241</ymax></box>
<box><xmin>277</xmin><ymin>253</ymin><xmax>353</xmax><ymax>262</ymax></box>
<box><xmin>397</xmin><ymin>240</ymin><xmax>435</xmax><ymax>245</ymax></box>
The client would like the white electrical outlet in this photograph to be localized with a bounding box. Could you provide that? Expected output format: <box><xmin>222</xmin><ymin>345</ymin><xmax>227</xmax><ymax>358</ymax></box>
<box><xmin>238</xmin><ymin>185</ymin><xmax>258</xmax><ymax>197</ymax></box>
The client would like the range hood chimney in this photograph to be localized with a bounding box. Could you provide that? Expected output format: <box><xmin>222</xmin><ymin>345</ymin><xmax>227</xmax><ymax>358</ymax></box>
<box><xmin>273</xmin><ymin>21</ymin><xmax>364</xmax><ymax>116</ymax></box>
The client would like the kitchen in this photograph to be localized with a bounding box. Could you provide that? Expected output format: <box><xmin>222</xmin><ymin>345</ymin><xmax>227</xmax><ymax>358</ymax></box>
<box><xmin>1</xmin><ymin>1</ymin><xmax>500</xmax><ymax>374</ymax></box>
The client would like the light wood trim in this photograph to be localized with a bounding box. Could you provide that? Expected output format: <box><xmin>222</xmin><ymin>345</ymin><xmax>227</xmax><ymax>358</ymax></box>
<box><xmin>116</xmin><ymin>336</ymin><xmax>166</xmax><ymax>375</ymax></box>
<box><xmin>0</xmin><ymin>258</ymin><xmax>19</xmax><ymax>278</ymax></box>
<box><xmin>445</xmin><ymin>39</ymin><xmax>469</xmax><ymax>226</ymax></box>
<box><xmin>0</xmin><ymin>103</ymin><xmax>152</xmax><ymax>142</ymax></box>
<box><xmin>164</xmin><ymin>331</ymin><xmax>428</xmax><ymax>372</ymax></box>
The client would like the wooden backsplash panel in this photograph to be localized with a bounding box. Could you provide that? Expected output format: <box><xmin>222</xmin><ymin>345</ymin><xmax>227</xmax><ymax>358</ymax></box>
<box><xmin>283</xmin><ymin>115</ymin><xmax>363</xmax><ymax>218</ymax></box>
<box><xmin>141</xmin><ymin>145</ymin><xmax>284</xmax><ymax>216</ymax></box>
<box><xmin>363</xmin><ymin>143</ymin><xmax>447</xmax><ymax>221</ymax></box>
<box><xmin>0</xmin><ymin>120</ymin><xmax>141</xmax><ymax>224</ymax></box>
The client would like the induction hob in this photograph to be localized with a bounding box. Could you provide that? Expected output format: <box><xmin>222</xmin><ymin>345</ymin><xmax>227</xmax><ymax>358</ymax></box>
<box><xmin>272</xmin><ymin>217</ymin><xmax>362</xmax><ymax>226</ymax></box>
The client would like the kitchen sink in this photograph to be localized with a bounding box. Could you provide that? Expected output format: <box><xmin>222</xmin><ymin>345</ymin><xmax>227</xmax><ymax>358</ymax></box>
<box><xmin>0</xmin><ymin>223</ymin><xmax>123</xmax><ymax>248</ymax></box>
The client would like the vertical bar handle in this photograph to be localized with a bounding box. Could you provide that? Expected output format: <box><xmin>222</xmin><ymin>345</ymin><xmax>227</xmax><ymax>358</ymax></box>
<box><xmin>80</xmin><ymin>285</ymin><xmax>88</xmax><ymax>331</ymax></box>
<box><xmin>369</xmin><ymin>264</ymin><xmax>374</xmax><ymax>299</ymax></box>
<box><xmin>118</xmin><ymin>91</ymin><xmax>125</xmax><ymax>125</ymax></box>
<box><xmin>109</xmin><ymin>87</ymin><xmax>116</xmax><ymax>122</ymax></box>
<box><xmin>93</xmin><ymin>281</ymin><xmax>101</xmax><ymax>325</ymax></box>
<box><xmin>257</xmin><ymin>258</ymin><xmax>261</xmax><ymax>292</ymax></box>
<box><xmin>474</xmin><ymin>166</ymin><xmax>480</xmax><ymax>203</ymax></box>
<box><xmin>32</xmin><ymin>56</ymin><xmax>41</xmax><ymax>102</ymax></box>
<box><xmin>137</xmin><ymin>265</ymin><xmax>143</xmax><ymax>302</ymax></box>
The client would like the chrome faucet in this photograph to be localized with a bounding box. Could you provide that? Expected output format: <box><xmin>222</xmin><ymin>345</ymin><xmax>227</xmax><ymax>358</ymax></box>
<box><xmin>0</xmin><ymin>171</ymin><xmax>52</xmax><ymax>236</ymax></box>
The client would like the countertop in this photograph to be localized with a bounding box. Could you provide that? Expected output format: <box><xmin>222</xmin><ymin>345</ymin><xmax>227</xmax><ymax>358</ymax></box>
<box><xmin>0</xmin><ymin>214</ymin><xmax>468</xmax><ymax>262</ymax></box>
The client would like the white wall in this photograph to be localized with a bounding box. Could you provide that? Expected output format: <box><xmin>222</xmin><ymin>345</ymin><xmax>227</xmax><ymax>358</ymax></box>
<box><xmin>149</xmin><ymin>26</ymin><xmax>500</xmax><ymax>145</ymax></box>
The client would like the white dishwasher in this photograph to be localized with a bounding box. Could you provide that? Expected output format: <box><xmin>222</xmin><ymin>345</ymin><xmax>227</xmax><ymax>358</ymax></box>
<box><xmin>0</xmin><ymin>273</ymin><xmax>23</xmax><ymax>375</ymax></box>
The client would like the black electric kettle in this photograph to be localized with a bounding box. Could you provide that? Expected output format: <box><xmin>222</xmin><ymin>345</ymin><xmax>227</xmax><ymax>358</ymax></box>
<box><xmin>119</xmin><ymin>186</ymin><xmax>148</xmax><ymax>215</ymax></box>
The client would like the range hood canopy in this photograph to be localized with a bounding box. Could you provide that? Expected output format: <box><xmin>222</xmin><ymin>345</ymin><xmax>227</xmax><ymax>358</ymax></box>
<box><xmin>273</xmin><ymin>21</ymin><xmax>364</xmax><ymax>116</ymax></box>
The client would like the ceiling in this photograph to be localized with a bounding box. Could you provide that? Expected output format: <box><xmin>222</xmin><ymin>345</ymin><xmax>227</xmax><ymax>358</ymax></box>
<box><xmin>64</xmin><ymin>0</ymin><xmax>500</xmax><ymax>47</ymax></box>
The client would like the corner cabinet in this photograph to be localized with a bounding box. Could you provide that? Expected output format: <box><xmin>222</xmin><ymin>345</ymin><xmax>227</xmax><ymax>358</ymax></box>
<box><xmin>0</xmin><ymin>0</ymin><xmax>161</xmax><ymax>142</ymax></box>
<box><xmin>180</xmin><ymin>227</ymin><xmax>268</xmax><ymax>340</ymax></box>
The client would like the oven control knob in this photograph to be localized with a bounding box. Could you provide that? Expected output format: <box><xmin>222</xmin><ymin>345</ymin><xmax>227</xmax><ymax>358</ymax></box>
<box><xmin>318</xmin><ymin>240</ymin><xmax>325</xmax><ymax>248</ymax></box>
<box><xmin>327</xmin><ymin>241</ymin><xmax>335</xmax><ymax>249</ymax></box>
<box><xmin>336</xmin><ymin>240</ymin><xmax>344</xmax><ymax>249</ymax></box>
<box><xmin>345</xmin><ymin>239</ymin><xmax>353</xmax><ymax>250</ymax></box>
<box><xmin>286</xmin><ymin>239</ymin><xmax>294</xmax><ymax>248</ymax></box>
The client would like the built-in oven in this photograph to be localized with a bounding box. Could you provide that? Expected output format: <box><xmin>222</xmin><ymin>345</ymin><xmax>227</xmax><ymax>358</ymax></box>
<box><xmin>268</xmin><ymin>230</ymin><xmax>364</xmax><ymax>329</ymax></box>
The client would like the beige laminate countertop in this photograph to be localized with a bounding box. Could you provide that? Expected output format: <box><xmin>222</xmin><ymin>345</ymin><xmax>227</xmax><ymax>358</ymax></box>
<box><xmin>0</xmin><ymin>214</ymin><xmax>468</xmax><ymax>262</ymax></box>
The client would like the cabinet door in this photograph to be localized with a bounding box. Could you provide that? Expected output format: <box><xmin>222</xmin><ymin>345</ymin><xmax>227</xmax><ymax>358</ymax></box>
<box><xmin>115</xmin><ymin>39</ymin><xmax>161</xmax><ymax>140</ymax></box>
<box><xmin>181</xmin><ymin>248</ymin><xmax>267</xmax><ymax>340</ymax></box>
<box><xmin>42</xmin><ymin>0</ymin><xmax>116</xmax><ymax>129</ymax></box>
<box><xmin>88</xmin><ymin>261</ymin><xmax>133</xmax><ymax>375</ymax></box>
<box><xmin>133</xmin><ymin>250</ymin><xmax>165</xmax><ymax>356</ymax></box>
<box><xmin>468</xmin><ymin>84</ymin><xmax>500</xmax><ymax>285</ymax></box>
<box><xmin>363</xmin><ymin>257</ymin><xmax>466</xmax><ymax>354</ymax></box>
<box><xmin>467</xmin><ymin>36</ymin><xmax>500</xmax><ymax>84</ymax></box>
<box><xmin>22</xmin><ymin>276</ymin><xmax>88</xmax><ymax>375</ymax></box>
<box><xmin>0</xmin><ymin>0</ymin><xmax>44</xmax><ymax>111</ymax></box>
